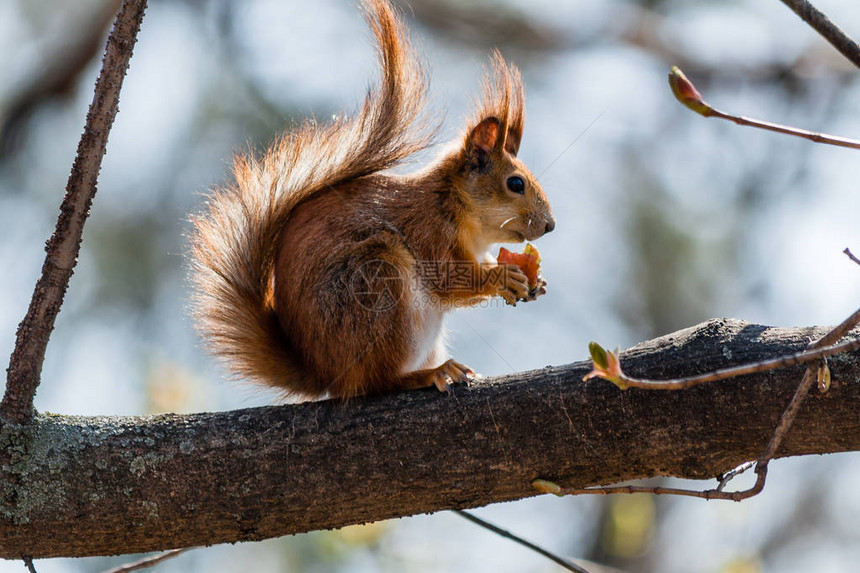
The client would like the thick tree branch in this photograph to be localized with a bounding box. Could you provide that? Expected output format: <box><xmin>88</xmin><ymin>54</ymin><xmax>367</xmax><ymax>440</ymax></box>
<box><xmin>0</xmin><ymin>318</ymin><xmax>857</xmax><ymax>559</ymax></box>
<box><xmin>1</xmin><ymin>0</ymin><xmax>147</xmax><ymax>425</ymax></box>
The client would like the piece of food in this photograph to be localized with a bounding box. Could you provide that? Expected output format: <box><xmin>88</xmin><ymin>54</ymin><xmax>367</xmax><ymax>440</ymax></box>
<box><xmin>497</xmin><ymin>243</ymin><xmax>542</xmax><ymax>291</ymax></box>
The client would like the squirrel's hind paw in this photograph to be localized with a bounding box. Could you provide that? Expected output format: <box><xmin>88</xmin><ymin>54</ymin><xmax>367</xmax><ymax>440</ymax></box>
<box><xmin>394</xmin><ymin>359</ymin><xmax>475</xmax><ymax>394</ymax></box>
<box><xmin>432</xmin><ymin>359</ymin><xmax>474</xmax><ymax>393</ymax></box>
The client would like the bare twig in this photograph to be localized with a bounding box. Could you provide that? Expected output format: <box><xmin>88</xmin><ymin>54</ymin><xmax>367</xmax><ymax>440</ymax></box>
<box><xmin>1</xmin><ymin>0</ymin><xmax>148</xmax><ymax>425</ymax></box>
<box><xmin>845</xmin><ymin>248</ymin><xmax>860</xmax><ymax>267</ymax></box>
<box><xmin>778</xmin><ymin>0</ymin><xmax>860</xmax><ymax>69</ymax></box>
<box><xmin>454</xmin><ymin>510</ymin><xmax>591</xmax><ymax>573</ymax></box>
<box><xmin>23</xmin><ymin>557</ymin><xmax>37</xmax><ymax>573</ymax></box>
<box><xmin>813</xmin><ymin>306</ymin><xmax>860</xmax><ymax>348</ymax></box>
<box><xmin>716</xmin><ymin>461</ymin><xmax>755</xmax><ymax>492</ymax></box>
<box><xmin>535</xmin><ymin>479</ymin><xmax>754</xmax><ymax>502</ymax></box>
<box><xmin>668</xmin><ymin>67</ymin><xmax>860</xmax><ymax>150</ymax></box>
<box><xmin>720</xmin><ymin>307</ymin><xmax>860</xmax><ymax>495</ymax></box>
<box><xmin>586</xmin><ymin>336</ymin><xmax>860</xmax><ymax>390</ymax></box>
<box><xmin>707</xmin><ymin>109</ymin><xmax>860</xmax><ymax>150</ymax></box>
<box><xmin>102</xmin><ymin>548</ymin><xmax>192</xmax><ymax>573</ymax></box>
<box><xmin>540</xmin><ymin>306</ymin><xmax>860</xmax><ymax>502</ymax></box>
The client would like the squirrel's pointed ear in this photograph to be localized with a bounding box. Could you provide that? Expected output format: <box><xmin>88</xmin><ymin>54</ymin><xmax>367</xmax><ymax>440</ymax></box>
<box><xmin>466</xmin><ymin>117</ymin><xmax>501</xmax><ymax>167</ymax></box>
<box><xmin>468</xmin><ymin>116</ymin><xmax>500</xmax><ymax>153</ymax></box>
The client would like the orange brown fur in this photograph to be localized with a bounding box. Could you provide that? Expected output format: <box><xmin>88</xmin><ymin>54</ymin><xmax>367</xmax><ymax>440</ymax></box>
<box><xmin>189</xmin><ymin>0</ymin><xmax>555</xmax><ymax>399</ymax></box>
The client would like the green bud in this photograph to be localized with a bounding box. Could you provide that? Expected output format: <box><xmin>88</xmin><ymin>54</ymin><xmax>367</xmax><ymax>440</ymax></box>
<box><xmin>589</xmin><ymin>341</ymin><xmax>609</xmax><ymax>370</ymax></box>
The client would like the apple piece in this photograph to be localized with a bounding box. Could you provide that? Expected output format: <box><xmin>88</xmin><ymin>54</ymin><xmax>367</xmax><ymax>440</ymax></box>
<box><xmin>497</xmin><ymin>243</ymin><xmax>542</xmax><ymax>291</ymax></box>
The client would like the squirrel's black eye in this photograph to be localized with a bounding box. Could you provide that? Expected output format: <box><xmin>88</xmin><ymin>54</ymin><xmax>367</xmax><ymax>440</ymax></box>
<box><xmin>506</xmin><ymin>176</ymin><xmax>525</xmax><ymax>194</ymax></box>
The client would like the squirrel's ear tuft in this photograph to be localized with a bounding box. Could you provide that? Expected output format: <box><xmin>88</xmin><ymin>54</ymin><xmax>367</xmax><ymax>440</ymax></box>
<box><xmin>504</xmin><ymin>126</ymin><xmax>521</xmax><ymax>156</ymax></box>
<box><xmin>504</xmin><ymin>64</ymin><xmax>524</xmax><ymax>156</ymax></box>
<box><xmin>466</xmin><ymin>116</ymin><xmax>501</xmax><ymax>165</ymax></box>
<box><xmin>470</xmin><ymin>51</ymin><xmax>525</xmax><ymax>158</ymax></box>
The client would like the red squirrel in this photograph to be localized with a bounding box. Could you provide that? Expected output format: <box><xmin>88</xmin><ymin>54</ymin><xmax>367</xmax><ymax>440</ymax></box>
<box><xmin>189</xmin><ymin>0</ymin><xmax>555</xmax><ymax>399</ymax></box>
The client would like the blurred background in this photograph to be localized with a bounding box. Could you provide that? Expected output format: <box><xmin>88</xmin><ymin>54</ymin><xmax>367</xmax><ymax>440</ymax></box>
<box><xmin>1</xmin><ymin>0</ymin><xmax>859</xmax><ymax>571</ymax></box>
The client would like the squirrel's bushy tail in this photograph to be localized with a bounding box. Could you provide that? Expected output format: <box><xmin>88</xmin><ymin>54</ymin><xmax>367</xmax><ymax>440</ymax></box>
<box><xmin>189</xmin><ymin>0</ymin><xmax>430</xmax><ymax>394</ymax></box>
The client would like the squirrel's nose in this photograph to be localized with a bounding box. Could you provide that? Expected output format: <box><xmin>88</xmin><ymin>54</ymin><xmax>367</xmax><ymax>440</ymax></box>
<box><xmin>544</xmin><ymin>217</ymin><xmax>556</xmax><ymax>234</ymax></box>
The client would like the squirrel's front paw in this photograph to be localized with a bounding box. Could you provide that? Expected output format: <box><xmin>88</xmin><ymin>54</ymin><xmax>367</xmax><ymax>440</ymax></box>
<box><xmin>499</xmin><ymin>265</ymin><xmax>530</xmax><ymax>306</ymax></box>
<box><xmin>525</xmin><ymin>277</ymin><xmax>547</xmax><ymax>302</ymax></box>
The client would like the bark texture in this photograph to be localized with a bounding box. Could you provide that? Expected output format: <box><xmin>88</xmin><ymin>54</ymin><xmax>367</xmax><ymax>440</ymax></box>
<box><xmin>1</xmin><ymin>318</ymin><xmax>858</xmax><ymax>559</ymax></box>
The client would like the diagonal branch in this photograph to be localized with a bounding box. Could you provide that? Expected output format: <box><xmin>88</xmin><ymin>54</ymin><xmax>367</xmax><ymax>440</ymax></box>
<box><xmin>1</xmin><ymin>0</ymin><xmax>148</xmax><ymax>425</ymax></box>
<box><xmin>778</xmin><ymin>0</ymin><xmax>860</xmax><ymax>68</ymax></box>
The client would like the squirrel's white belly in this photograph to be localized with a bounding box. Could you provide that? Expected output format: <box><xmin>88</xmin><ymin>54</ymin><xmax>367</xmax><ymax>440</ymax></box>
<box><xmin>404</xmin><ymin>295</ymin><xmax>446</xmax><ymax>373</ymax></box>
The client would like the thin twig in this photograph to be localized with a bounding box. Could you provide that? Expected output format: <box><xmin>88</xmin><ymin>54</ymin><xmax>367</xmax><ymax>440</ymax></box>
<box><xmin>454</xmin><ymin>510</ymin><xmax>591</xmax><ymax>573</ymax></box>
<box><xmin>708</xmin><ymin>108</ymin><xmax>860</xmax><ymax>151</ymax></box>
<box><xmin>594</xmin><ymin>337</ymin><xmax>860</xmax><ymax>390</ymax></box>
<box><xmin>23</xmin><ymin>557</ymin><xmax>37</xmax><ymax>573</ymax></box>
<box><xmin>716</xmin><ymin>461</ymin><xmax>755</xmax><ymax>492</ymax></box>
<box><xmin>778</xmin><ymin>0</ymin><xmax>860</xmax><ymax>69</ymax></box>
<box><xmin>542</xmin><ymin>306</ymin><xmax>860</xmax><ymax>502</ymax></box>
<box><xmin>812</xmin><ymin>306</ymin><xmax>860</xmax><ymax>348</ymax></box>
<box><xmin>102</xmin><ymin>548</ymin><xmax>192</xmax><ymax>573</ymax></box>
<box><xmin>668</xmin><ymin>67</ymin><xmax>860</xmax><ymax>150</ymax></box>
<box><xmin>845</xmin><ymin>248</ymin><xmax>860</xmax><ymax>267</ymax></box>
<box><xmin>1</xmin><ymin>0</ymin><xmax>148</xmax><ymax>425</ymax></box>
<box><xmin>712</xmin><ymin>307</ymin><xmax>860</xmax><ymax>496</ymax></box>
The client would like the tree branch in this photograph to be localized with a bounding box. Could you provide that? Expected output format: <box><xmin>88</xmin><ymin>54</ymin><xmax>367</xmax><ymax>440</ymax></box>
<box><xmin>1</xmin><ymin>0</ymin><xmax>148</xmax><ymax>425</ymax></box>
<box><xmin>779</xmin><ymin>0</ymin><xmax>860</xmax><ymax>68</ymax></box>
<box><xmin>0</xmin><ymin>318</ymin><xmax>858</xmax><ymax>559</ymax></box>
